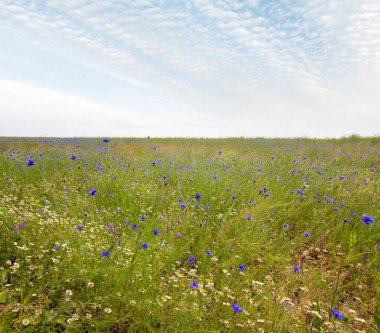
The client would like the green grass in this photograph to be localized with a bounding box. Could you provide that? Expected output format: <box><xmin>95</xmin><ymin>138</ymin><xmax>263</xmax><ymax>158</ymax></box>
<box><xmin>0</xmin><ymin>137</ymin><xmax>379</xmax><ymax>332</ymax></box>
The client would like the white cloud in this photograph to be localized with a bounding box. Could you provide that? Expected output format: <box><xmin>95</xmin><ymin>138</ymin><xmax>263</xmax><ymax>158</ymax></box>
<box><xmin>0</xmin><ymin>0</ymin><xmax>379</xmax><ymax>137</ymax></box>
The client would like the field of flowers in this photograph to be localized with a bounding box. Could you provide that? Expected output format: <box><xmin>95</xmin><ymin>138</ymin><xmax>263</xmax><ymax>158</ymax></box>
<box><xmin>0</xmin><ymin>137</ymin><xmax>379</xmax><ymax>332</ymax></box>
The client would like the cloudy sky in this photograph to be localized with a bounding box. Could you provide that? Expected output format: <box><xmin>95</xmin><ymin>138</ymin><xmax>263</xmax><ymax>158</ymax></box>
<box><xmin>0</xmin><ymin>0</ymin><xmax>379</xmax><ymax>138</ymax></box>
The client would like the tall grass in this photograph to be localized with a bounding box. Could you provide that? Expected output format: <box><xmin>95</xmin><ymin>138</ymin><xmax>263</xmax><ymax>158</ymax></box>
<box><xmin>0</xmin><ymin>137</ymin><xmax>379</xmax><ymax>332</ymax></box>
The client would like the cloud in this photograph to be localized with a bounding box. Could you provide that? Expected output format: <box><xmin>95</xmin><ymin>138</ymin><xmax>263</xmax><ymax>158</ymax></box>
<box><xmin>0</xmin><ymin>0</ymin><xmax>379</xmax><ymax>137</ymax></box>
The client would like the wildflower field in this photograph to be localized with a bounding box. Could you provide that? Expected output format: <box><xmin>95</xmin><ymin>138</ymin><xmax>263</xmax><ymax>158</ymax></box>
<box><xmin>0</xmin><ymin>137</ymin><xmax>379</xmax><ymax>332</ymax></box>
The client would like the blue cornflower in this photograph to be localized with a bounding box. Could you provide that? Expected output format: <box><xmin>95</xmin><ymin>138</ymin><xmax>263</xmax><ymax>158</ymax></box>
<box><xmin>54</xmin><ymin>245</ymin><xmax>60</xmax><ymax>251</ymax></box>
<box><xmin>205</xmin><ymin>250</ymin><xmax>213</xmax><ymax>256</ymax></box>
<box><xmin>194</xmin><ymin>193</ymin><xmax>202</xmax><ymax>201</ymax></box>
<box><xmin>101</xmin><ymin>250</ymin><xmax>110</xmax><ymax>258</ymax></box>
<box><xmin>238</xmin><ymin>264</ymin><xmax>246</xmax><ymax>272</ymax></box>
<box><xmin>70</xmin><ymin>155</ymin><xmax>77</xmax><ymax>160</ymax></box>
<box><xmin>130</xmin><ymin>224</ymin><xmax>138</xmax><ymax>229</ymax></box>
<box><xmin>188</xmin><ymin>256</ymin><xmax>196</xmax><ymax>264</ymax></box>
<box><xmin>26</xmin><ymin>158</ymin><xmax>35</xmax><ymax>167</ymax></box>
<box><xmin>293</xmin><ymin>265</ymin><xmax>301</xmax><ymax>274</ymax></box>
<box><xmin>264</xmin><ymin>193</ymin><xmax>270</xmax><ymax>198</ymax></box>
<box><xmin>344</xmin><ymin>218</ymin><xmax>351</xmax><ymax>223</ymax></box>
<box><xmin>89</xmin><ymin>188</ymin><xmax>97</xmax><ymax>197</ymax></box>
<box><xmin>141</xmin><ymin>243</ymin><xmax>148</xmax><ymax>249</ymax></box>
<box><xmin>232</xmin><ymin>303</ymin><xmax>243</xmax><ymax>314</ymax></box>
<box><xmin>246</xmin><ymin>215</ymin><xmax>252</xmax><ymax>221</ymax></box>
<box><xmin>176</xmin><ymin>233</ymin><xmax>182</xmax><ymax>238</ymax></box>
<box><xmin>304</xmin><ymin>231</ymin><xmax>311</xmax><ymax>238</ymax></box>
<box><xmin>218</xmin><ymin>149</ymin><xmax>223</xmax><ymax>155</ymax></box>
<box><xmin>76</xmin><ymin>225</ymin><xmax>84</xmax><ymax>231</ymax></box>
<box><xmin>361</xmin><ymin>214</ymin><xmax>375</xmax><ymax>225</ymax></box>
<box><xmin>284</xmin><ymin>223</ymin><xmax>290</xmax><ymax>230</ymax></box>
<box><xmin>190</xmin><ymin>280</ymin><xmax>198</xmax><ymax>289</ymax></box>
<box><xmin>151</xmin><ymin>161</ymin><xmax>156</xmax><ymax>166</ymax></box>
<box><xmin>153</xmin><ymin>229</ymin><xmax>159</xmax><ymax>235</ymax></box>
<box><xmin>231</xmin><ymin>195</ymin><xmax>236</xmax><ymax>200</ymax></box>
<box><xmin>103</xmin><ymin>138</ymin><xmax>110</xmax><ymax>143</ymax></box>
<box><xmin>140</xmin><ymin>215</ymin><xmax>147</xmax><ymax>221</ymax></box>
<box><xmin>180</xmin><ymin>203</ymin><xmax>186</xmax><ymax>209</ymax></box>
<box><xmin>331</xmin><ymin>309</ymin><xmax>345</xmax><ymax>320</ymax></box>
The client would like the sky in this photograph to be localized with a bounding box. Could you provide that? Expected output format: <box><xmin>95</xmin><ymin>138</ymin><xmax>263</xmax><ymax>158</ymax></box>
<box><xmin>0</xmin><ymin>0</ymin><xmax>379</xmax><ymax>138</ymax></box>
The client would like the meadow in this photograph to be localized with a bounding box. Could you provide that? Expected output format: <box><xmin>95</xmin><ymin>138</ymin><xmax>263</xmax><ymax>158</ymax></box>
<box><xmin>0</xmin><ymin>137</ymin><xmax>379</xmax><ymax>332</ymax></box>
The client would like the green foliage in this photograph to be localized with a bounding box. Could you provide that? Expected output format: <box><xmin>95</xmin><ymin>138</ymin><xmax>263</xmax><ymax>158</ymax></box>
<box><xmin>0</xmin><ymin>137</ymin><xmax>379</xmax><ymax>332</ymax></box>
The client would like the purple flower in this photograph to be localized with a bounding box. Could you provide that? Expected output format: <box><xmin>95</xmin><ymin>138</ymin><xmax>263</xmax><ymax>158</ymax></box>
<box><xmin>331</xmin><ymin>309</ymin><xmax>345</xmax><ymax>320</ymax></box>
<box><xmin>232</xmin><ymin>303</ymin><xmax>243</xmax><ymax>314</ymax></box>
<box><xmin>141</xmin><ymin>243</ymin><xmax>148</xmax><ymax>249</ymax></box>
<box><xmin>188</xmin><ymin>256</ymin><xmax>196</xmax><ymax>264</ymax></box>
<box><xmin>205</xmin><ymin>250</ymin><xmax>213</xmax><ymax>256</ymax></box>
<box><xmin>361</xmin><ymin>214</ymin><xmax>375</xmax><ymax>225</ymax></box>
<box><xmin>70</xmin><ymin>155</ymin><xmax>77</xmax><ymax>160</ymax></box>
<box><xmin>12</xmin><ymin>225</ymin><xmax>20</xmax><ymax>232</ymax></box>
<box><xmin>106</xmin><ymin>223</ymin><xmax>115</xmax><ymax>233</ymax></box>
<box><xmin>238</xmin><ymin>264</ymin><xmax>246</xmax><ymax>272</ymax></box>
<box><xmin>26</xmin><ymin>158</ymin><xmax>35</xmax><ymax>167</ymax></box>
<box><xmin>304</xmin><ymin>231</ymin><xmax>311</xmax><ymax>238</ymax></box>
<box><xmin>140</xmin><ymin>215</ymin><xmax>147</xmax><ymax>221</ymax></box>
<box><xmin>246</xmin><ymin>215</ymin><xmax>252</xmax><ymax>221</ymax></box>
<box><xmin>293</xmin><ymin>265</ymin><xmax>301</xmax><ymax>274</ymax></box>
<box><xmin>176</xmin><ymin>233</ymin><xmax>182</xmax><ymax>238</ymax></box>
<box><xmin>218</xmin><ymin>149</ymin><xmax>223</xmax><ymax>155</ymax></box>
<box><xmin>76</xmin><ymin>225</ymin><xmax>84</xmax><ymax>231</ymax></box>
<box><xmin>103</xmin><ymin>138</ymin><xmax>110</xmax><ymax>143</ymax></box>
<box><xmin>284</xmin><ymin>223</ymin><xmax>290</xmax><ymax>230</ymax></box>
<box><xmin>344</xmin><ymin>218</ymin><xmax>350</xmax><ymax>223</ymax></box>
<box><xmin>130</xmin><ymin>224</ymin><xmax>138</xmax><ymax>229</ymax></box>
<box><xmin>194</xmin><ymin>193</ymin><xmax>202</xmax><ymax>201</ymax></box>
<box><xmin>153</xmin><ymin>229</ymin><xmax>159</xmax><ymax>235</ymax></box>
<box><xmin>101</xmin><ymin>250</ymin><xmax>110</xmax><ymax>258</ymax></box>
<box><xmin>54</xmin><ymin>245</ymin><xmax>60</xmax><ymax>251</ymax></box>
<box><xmin>180</xmin><ymin>203</ymin><xmax>186</xmax><ymax>209</ymax></box>
<box><xmin>190</xmin><ymin>280</ymin><xmax>198</xmax><ymax>289</ymax></box>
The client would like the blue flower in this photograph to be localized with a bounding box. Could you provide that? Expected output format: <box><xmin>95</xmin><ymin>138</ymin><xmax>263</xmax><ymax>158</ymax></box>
<box><xmin>304</xmin><ymin>231</ymin><xmax>311</xmax><ymax>238</ymax></box>
<box><xmin>101</xmin><ymin>250</ymin><xmax>110</xmax><ymax>258</ymax></box>
<box><xmin>176</xmin><ymin>233</ymin><xmax>182</xmax><ymax>238</ymax></box>
<box><xmin>331</xmin><ymin>309</ymin><xmax>345</xmax><ymax>320</ymax></box>
<box><xmin>76</xmin><ymin>226</ymin><xmax>84</xmax><ymax>231</ymax></box>
<box><xmin>141</xmin><ymin>243</ymin><xmax>148</xmax><ymax>249</ymax></box>
<box><xmin>361</xmin><ymin>214</ymin><xmax>375</xmax><ymax>225</ymax></box>
<box><xmin>180</xmin><ymin>203</ymin><xmax>186</xmax><ymax>209</ymax></box>
<box><xmin>26</xmin><ymin>158</ymin><xmax>35</xmax><ymax>167</ymax></box>
<box><xmin>344</xmin><ymin>218</ymin><xmax>350</xmax><ymax>223</ymax></box>
<box><xmin>89</xmin><ymin>188</ymin><xmax>97</xmax><ymax>197</ymax></box>
<box><xmin>284</xmin><ymin>223</ymin><xmax>290</xmax><ymax>230</ymax></box>
<box><xmin>246</xmin><ymin>215</ymin><xmax>252</xmax><ymax>221</ymax></box>
<box><xmin>153</xmin><ymin>229</ymin><xmax>159</xmax><ymax>235</ymax></box>
<box><xmin>140</xmin><ymin>215</ymin><xmax>147</xmax><ymax>221</ymax></box>
<box><xmin>190</xmin><ymin>280</ymin><xmax>198</xmax><ymax>289</ymax></box>
<box><xmin>293</xmin><ymin>265</ymin><xmax>301</xmax><ymax>274</ymax></box>
<box><xmin>205</xmin><ymin>250</ymin><xmax>213</xmax><ymax>256</ymax></box>
<box><xmin>130</xmin><ymin>224</ymin><xmax>138</xmax><ymax>229</ymax></box>
<box><xmin>238</xmin><ymin>264</ymin><xmax>246</xmax><ymax>272</ymax></box>
<box><xmin>218</xmin><ymin>149</ymin><xmax>223</xmax><ymax>155</ymax></box>
<box><xmin>54</xmin><ymin>245</ymin><xmax>60</xmax><ymax>251</ymax></box>
<box><xmin>188</xmin><ymin>256</ymin><xmax>196</xmax><ymax>264</ymax></box>
<box><xmin>70</xmin><ymin>155</ymin><xmax>77</xmax><ymax>160</ymax></box>
<box><xmin>103</xmin><ymin>138</ymin><xmax>110</xmax><ymax>143</ymax></box>
<box><xmin>232</xmin><ymin>303</ymin><xmax>243</xmax><ymax>314</ymax></box>
<box><xmin>194</xmin><ymin>193</ymin><xmax>202</xmax><ymax>201</ymax></box>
